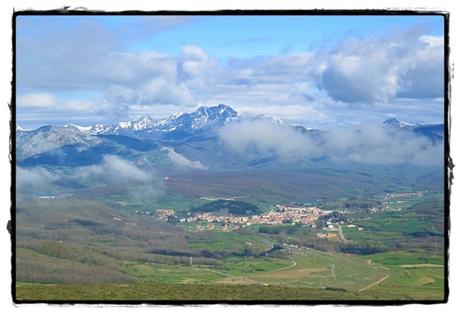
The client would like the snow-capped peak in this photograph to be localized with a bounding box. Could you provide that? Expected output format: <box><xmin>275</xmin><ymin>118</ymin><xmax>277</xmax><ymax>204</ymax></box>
<box><xmin>87</xmin><ymin>115</ymin><xmax>156</xmax><ymax>135</ymax></box>
<box><xmin>64</xmin><ymin>123</ymin><xmax>92</xmax><ymax>133</ymax></box>
<box><xmin>83</xmin><ymin>105</ymin><xmax>240</xmax><ymax>136</ymax></box>
<box><xmin>16</xmin><ymin>125</ymin><xmax>28</xmax><ymax>132</ymax></box>
<box><xmin>124</xmin><ymin>115</ymin><xmax>155</xmax><ymax>131</ymax></box>
<box><xmin>252</xmin><ymin>114</ymin><xmax>284</xmax><ymax>125</ymax></box>
<box><xmin>155</xmin><ymin>112</ymin><xmax>184</xmax><ymax>127</ymax></box>
<box><xmin>89</xmin><ymin>124</ymin><xmax>111</xmax><ymax>135</ymax></box>
<box><xmin>383</xmin><ymin>118</ymin><xmax>415</xmax><ymax>129</ymax></box>
<box><xmin>152</xmin><ymin>104</ymin><xmax>239</xmax><ymax>132</ymax></box>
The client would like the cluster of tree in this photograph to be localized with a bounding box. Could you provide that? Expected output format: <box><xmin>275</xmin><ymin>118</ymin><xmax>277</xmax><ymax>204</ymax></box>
<box><xmin>258</xmin><ymin>224</ymin><xmax>305</xmax><ymax>235</ymax></box>
<box><xmin>339</xmin><ymin>243</ymin><xmax>386</xmax><ymax>255</ymax></box>
<box><xmin>16</xmin><ymin>248</ymin><xmax>134</xmax><ymax>284</ymax></box>
<box><xmin>343</xmin><ymin>200</ymin><xmax>381</xmax><ymax>209</ymax></box>
<box><xmin>316</xmin><ymin>211</ymin><xmax>346</xmax><ymax>228</ymax></box>
<box><xmin>191</xmin><ymin>200</ymin><xmax>261</xmax><ymax>216</ymax></box>
<box><xmin>148</xmin><ymin>246</ymin><xmax>264</xmax><ymax>260</ymax></box>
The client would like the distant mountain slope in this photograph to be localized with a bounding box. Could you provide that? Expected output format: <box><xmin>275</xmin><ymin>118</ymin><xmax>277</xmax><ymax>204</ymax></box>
<box><xmin>16</xmin><ymin>125</ymin><xmax>103</xmax><ymax>160</ymax></box>
<box><xmin>383</xmin><ymin>118</ymin><xmax>444</xmax><ymax>142</ymax></box>
<box><xmin>17</xmin><ymin>127</ymin><xmax>161</xmax><ymax>167</ymax></box>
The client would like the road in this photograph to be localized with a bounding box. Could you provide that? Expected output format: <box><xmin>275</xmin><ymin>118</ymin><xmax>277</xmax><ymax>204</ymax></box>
<box><xmin>204</xmin><ymin>268</ymin><xmax>269</xmax><ymax>286</ymax></box>
<box><xmin>269</xmin><ymin>260</ymin><xmax>297</xmax><ymax>273</ymax></box>
<box><xmin>337</xmin><ymin>224</ymin><xmax>347</xmax><ymax>242</ymax></box>
<box><xmin>204</xmin><ymin>268</ymin><xmax>232</xmax><ymax>277</ymax></box>
<box><xmin>358</xmin><ymin>275</ymin><xmax>390</xmax><ymax>292</ymax></box>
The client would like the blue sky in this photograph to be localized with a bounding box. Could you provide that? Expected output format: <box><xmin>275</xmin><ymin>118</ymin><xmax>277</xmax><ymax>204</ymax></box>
<box><xmin>16</xmin><ymin>15</ymin><xmax>445</xmax><ymax>129</ymax></box>
<box><xmin>129</xmin><ymin>15</ymin><xmax>443</xmax><ymax>56</ymax></box>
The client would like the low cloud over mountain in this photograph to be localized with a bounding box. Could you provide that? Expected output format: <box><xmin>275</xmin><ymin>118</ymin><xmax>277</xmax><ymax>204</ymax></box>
<box><xmin>17</xmin><ymin>105</ymin><xmax>444</xmax><ymax>169</ymax></box>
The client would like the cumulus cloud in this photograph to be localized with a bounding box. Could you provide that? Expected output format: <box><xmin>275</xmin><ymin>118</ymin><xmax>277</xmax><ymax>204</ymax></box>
<box><xmin>319</xmin><ymin>30</ymin><xmax>444</xmax><ymax>103</ymax></box>
<box><xmin>161</xmin><ymin>147</ymin><xmax>206</xmax><ymax>169</ymax></box>
<box><xmin>321</xmin><ymin>53</ymin><xmax>399</xmax><ymax>103</ymax></box>
<box><xmin>178</xmin><ymin>45</ymin><xmax>216</xmax><ymax>80</ymax></box>
<box><xmin>140</xmin><ymin>78</ymin><xmax>194</xmax><ymax>106</ymax></box>
<box><xmin>396</xmin><ymin>35</ymin><xmax>444</xmax><ymax>99</ymax></box>
<box><xmin>218</xmin><ymin>120</ymin><xmax>443</xmax><ymax>166</ymax></box>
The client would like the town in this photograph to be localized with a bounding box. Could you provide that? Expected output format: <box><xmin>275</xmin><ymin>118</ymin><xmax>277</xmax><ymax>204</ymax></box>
<box><xmin>156</xmin><ymin>205</ymin><xmax>331</xmax><ymax>230</ymax></box>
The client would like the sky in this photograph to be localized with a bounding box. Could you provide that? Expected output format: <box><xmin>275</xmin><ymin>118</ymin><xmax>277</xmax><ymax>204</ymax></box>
<box><xmin>16</xmin><ymin>14</ymin><xmax>445</xmax><ymax>129</ymax></box>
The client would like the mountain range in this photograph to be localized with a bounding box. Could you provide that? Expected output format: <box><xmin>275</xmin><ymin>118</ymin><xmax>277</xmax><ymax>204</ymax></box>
<box><xmin>16</xmin><ymin>104</ymin><xmax>444</xmax><ymax>169</ymax></box>
<box><xmin>81</xmin><ymin>104</ymin><xmax>240</xmax><ymax>139</ymax></box>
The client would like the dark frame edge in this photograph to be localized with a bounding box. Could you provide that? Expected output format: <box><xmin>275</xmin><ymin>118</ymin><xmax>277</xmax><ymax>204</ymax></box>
<box><xmin>10</xmin><ymin>9</ymin><xmax>17</xmax><ymax>305</ymax></box>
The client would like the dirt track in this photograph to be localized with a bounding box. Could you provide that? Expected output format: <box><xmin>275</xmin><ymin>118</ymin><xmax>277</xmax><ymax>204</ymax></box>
<box><xmin>358</xmin><ymin>275</ymin><xmax>389</xmax><ymax>292</ymax></box>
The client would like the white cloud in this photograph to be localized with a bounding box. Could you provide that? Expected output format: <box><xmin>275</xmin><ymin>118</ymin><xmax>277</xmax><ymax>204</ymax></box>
<box><xmin>181</xmin><ymin>45</ymin><xmax>208</xmax><ymax>60</ymax></box>
<box><xmin>320</xmin><ymin>31</ymin><xmax>444</xmax><ymax>103</ymax></box>
<box><xmin>17</xmin><ymin>157</ymin><xmax>163</xmax><ymax>199</ymax></box>
<box><xmin>161</xmin><ymin>147</ymin><xmax>206</xmax><ymax>169</ymax></box>
<box><xmin>140</xmin><ymin>78</ymin><xmax>194</xmax><ymax>106</ymax></box>
<box><xmin>82</xmin><ymin>155</ymin><xmax>153</xmax><ymax>183</ymax></box>
<box><xmin>62</xmin><ymin>99</ymin><xmax>97</xmax><ymax>112</ymax></box>
<box><xmin>106</xmin><ymin>51</ymin><xmax>177</xmax><ymax>85</ymax></box>
<box><xmin>17</xmin><ymin>166</ymin><xmax>58</xmax><ymax>188</ymax></box>
<box><xmin>321</xmin><ymin>53</ymin><xmax>399</xmax><ymax>103</ymax></box>
<box><xmin>420</xmin><ymin>35</ymin><xmax>443</xmax><ymax>47</ymax></box>
<box><xmin>218</xmin><ymin>120</ymin><xmax>317</xmax><ymax>160</ymax></box>
<box><xmin>237</xmin><ymin>104</ymin><xmax>327</xmax><ymax>121</ymax></box>
<box><xmin>397</xmin><ymin>35</ymin><xmax>444</xmax><ymax>99</ymax></box>
<box><xmin>218</xmin><ymin>120</ymin><xmax>443</xmax><ymax>166</ymax></box>
<box><xmin>17</xmin><ymin>93</ymin><xmax>102</xmax><ymax>122</ymax></box>
<box><xmin>321</xmin><ymin>124</ymin><xmax>442</xmax><ymax>166</ymax></box>
<box><xmin>18</xmin><ymin>93</ymin><xmax>57</xmax><ymax>109</ymax></box>
<box><xmin>178</xmin><ymin>45</ymin><xmax>217</xmax><ymax>81</ymax></box>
